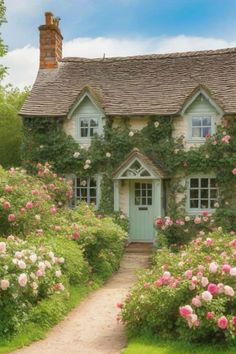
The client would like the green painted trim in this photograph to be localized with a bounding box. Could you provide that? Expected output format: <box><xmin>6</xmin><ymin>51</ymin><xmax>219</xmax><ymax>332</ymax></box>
<box><xmin>114</xmin><ymin>180</ymin><xmax>119</xmax><ymax>212</ymax></box>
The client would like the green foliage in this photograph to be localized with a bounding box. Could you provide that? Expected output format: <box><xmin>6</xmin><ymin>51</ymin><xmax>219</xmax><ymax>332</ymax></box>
<box><xmin>121</xmin><ymin>231</ymin><xmax>236</xmax><ymax>344</ymax></box>
<box><xmin>0</xmin><ymin>86</ymin><xmax>28</xmax><ymax>167</ymax></box>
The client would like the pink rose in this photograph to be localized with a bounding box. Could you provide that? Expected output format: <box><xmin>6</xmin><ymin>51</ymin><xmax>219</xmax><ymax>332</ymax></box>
<box><xmin>207</xmin><ymin>283</ymin><xmax>218</xmax><ymax>295</ymax></box>
<box><xmin>232</xmin><ymin>168</ymin><xmax>236</xmax><ymax>175</ymax></box>
<box><xmin>155</xmin><ymin>218</ymin><xmax>163</xmax><ymax>225</ymax></box>
<box><xmin>207</xmin><ymin>312</ymin><xmax>215</xmax><ymax>320</ymax></box>
<box><xmin>217</xmin><ymin>316</ymin><xmax>228</xmax><ymax>329</ymax></box>
<box><xmin>50</xmin><ymin>206</ymin><xmax>57</xmax><ymax>215</ymax></box>
<box><xmin>3</xmin><ymin>201</ymin><xmax>11</xmax><ymax>209</ymax></box>
<box><xmin>0</xmin><ymin>279</ymin><xmax>9</xmax><ymax>290</ymax></box>
<box><xmin>116</xmin><ymin>302</ymin><xmax>123</xmax><ymax>309</ymax></box>
<box><xmin>191</xmin><ymin>297</ymin><xmax>202</xmax><ymax>307</ymax></box>
<box><xmin>4</xmin><ymin>185</ymin><xmax>13</xmax><ymax>193</ymax></box>
<box><xmin>194</xmin><ymin>217</ymin><xmax>201</xmax><ymax>224</ymax></box>
<box><xmin>205</xmin><ymin>238</ymin><xmax>214</xmax><ymax>246</ymax></box>
<box><xmin>232</xmin><ymin>316</ymin><xmax>236</xmax><ymax>326</ymax></box>
<box><xmin>221</xmin><ymin>135</ymin><xmax>231</xmax><ymax>144</ymax></box>
<box><xmin>72</xmin><ymin>231</ymin><xmax>80</xmax><ymax>240</ymax></box>
<box><xmin>209</xmin><ymin>262</ymin><xmax>218</xmax><ymax>273</ymax></box>
<box><xmin>162</xmin><ymin>271</ymin><xmax>171</xmax><ymax>280</ymax></box>
<box><xmin>26</xmin><ymin>201</ymin><xmax>33</xmax><ymax>209</ymax></box>
<box><xmin>154</xmin><ymin>279</ymin><xmax>163</xmax><ymax>287</ymax></box>
<box><xmin>201</xmin><ymin>291</ymin><xmax>213</xmax><ymax>302</ymax></box>
<box><xmin>222</xmin><ymin>264</ymin><xmax>231</xmax><ymax>273</ymax></box>
<box><xmin>8</xmin><ymin>214</ymin><xmax>16</xmax><ymax>222</ymax></box>
<box><xmin>184</xmin><ymin>269</ymin><xmax>193</xmax><ymax>279</ymax></box>
<box><xmin>179</xmin><ymin>305</ymin><xmax>193</xmax><ymax>318</ymax></box>
<box><xmin>18</xmin><ymin>273</ymin><xmax>28</xmax><ymax>287</ymax></box>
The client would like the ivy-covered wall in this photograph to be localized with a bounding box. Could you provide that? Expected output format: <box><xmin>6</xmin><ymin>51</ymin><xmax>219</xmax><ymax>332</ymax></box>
<box><xmin>22</xmin><ymin>115</ymin><xmax>236</xmax><ymax>228</ymax></box>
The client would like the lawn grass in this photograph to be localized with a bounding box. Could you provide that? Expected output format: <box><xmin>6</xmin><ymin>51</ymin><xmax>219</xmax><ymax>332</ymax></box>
<box><xmin>0</xmin><ymin>283</ymin><xmax>97</xmax><ymax>353</ymax></box>
<box><xmin>123</xmin><ymin>335</ymin><xmax>236</xmax><ymax>354</ymax></box>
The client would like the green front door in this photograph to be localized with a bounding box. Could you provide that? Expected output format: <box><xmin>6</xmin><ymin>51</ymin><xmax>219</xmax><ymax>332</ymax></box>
<box><xmin>129</xmin><ymin>181</ymin><xmax>156</xmax><ymax>242</ymax></box>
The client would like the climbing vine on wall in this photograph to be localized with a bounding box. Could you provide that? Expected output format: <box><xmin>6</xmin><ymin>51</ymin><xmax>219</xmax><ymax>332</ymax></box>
<box><xmin>22</xmin><ymin>116</ymin><xmax>236</xmax><ymax>228</ymax></box>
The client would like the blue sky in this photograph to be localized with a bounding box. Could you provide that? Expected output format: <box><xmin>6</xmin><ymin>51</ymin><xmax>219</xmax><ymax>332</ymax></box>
<box><xmin>3</xmin><ymin>0</ymin><xmax>236</xmax><ymax>49</ymax></box>
<box><xmin>2</xmin><ymin>0</ymin><xmax>236</xmax><ymax>87</ymax></box>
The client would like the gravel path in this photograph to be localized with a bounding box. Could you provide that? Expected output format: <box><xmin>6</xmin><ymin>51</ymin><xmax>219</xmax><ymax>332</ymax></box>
<box><xmin>12</xmin><ymin>250</ymin><xmax>150</xmax><ymax>354</ymax></box>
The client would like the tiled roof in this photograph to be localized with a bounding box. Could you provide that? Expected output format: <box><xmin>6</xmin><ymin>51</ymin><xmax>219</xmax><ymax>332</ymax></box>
<box><xmin>20</xmin><ymin>47</ymin><xmax>236</xmax><ymax>117</ymax></box>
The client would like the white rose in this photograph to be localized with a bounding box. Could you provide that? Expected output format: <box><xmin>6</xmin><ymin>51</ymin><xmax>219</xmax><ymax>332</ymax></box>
<box><xmin>84</xmin><ymin>164</ymin><xmax>90</xmax><ymax>170</ymax></box>
<box><xmin>73</xmin><ymin>152</ymin><xmax>80</xmax><ymax>158</ymax></box>
<box><xmin>154</xmin><ymin>121</ymin><xmax>160</xmax><ymax>128</ymax></box>
<box><xmin>18</xmin><ymin>260</ymin><xmax>26</xmax><ymax>269</ymax></box>
<box><xmin>85</xmin><ymin>160</ymin><xmax>91</xmax><ymax>164</ymax></box>
<box><xmin>106</xmin><ymin>152</ymin><xmax>111</xmax><ymax>158</ymax></box>
<box><xmin>230</xmin><ymin>267</ymin><xmax>236</xmax><ymax>276</ymax></box>
<box><xmin>129</xmin><ymin>131</ymin><xmax>134</xmax><ymax>137</ymax></box>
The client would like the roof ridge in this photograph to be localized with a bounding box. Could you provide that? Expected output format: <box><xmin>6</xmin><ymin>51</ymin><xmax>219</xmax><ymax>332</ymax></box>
<box><xmin>60</xmin><ymin>47</ymin><xmax>236</xmax><ymax>63</ymax></box>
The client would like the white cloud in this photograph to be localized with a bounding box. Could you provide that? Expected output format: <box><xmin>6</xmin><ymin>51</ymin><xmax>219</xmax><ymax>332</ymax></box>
<box><xmin>2</xmin><ymin>34</ymin><xmax>236</xmax><ymax>89</ymax></box>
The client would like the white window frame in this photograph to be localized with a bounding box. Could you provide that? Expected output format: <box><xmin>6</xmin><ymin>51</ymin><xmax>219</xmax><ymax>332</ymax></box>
<box><xmin>186</xmin><ymin>175</ymin><xmax>219</xmax><ymax>214</ymax></box>
<box><xmin>76</xmin><ymin>114</ymin><xmax>102</xmax><ymax>143</ymax></box>
<box><xmin>68</xmin><ymin>175</ymin><xmax>101</xmax><ymax>209</ymax></box>
<box><xmin>188</xmin><ymin>113</ymin><xmax>215</xmax><ymax>143</ymax></box>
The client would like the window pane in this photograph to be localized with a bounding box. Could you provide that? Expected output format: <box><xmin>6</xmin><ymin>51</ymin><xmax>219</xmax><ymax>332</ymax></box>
<box><xmin>210</xmin><ymin>179</ymin><xmax>217</xmax><ymax>187</ymax></box>
<box><xmin>201</xmin><ymin>179</ymin><xmax>208</xmax><ymax>188</ymax></box>
<box><xmin>190</xmin><ymin>189</ymin><xmax>198</xmax><ymax>198</ymax></box>
<box><xmin>210</xmin><ymin>189</ymin><xmax>217</xmax><ymax>198</ymax></box>
<box><xmin>135</xmin><ymin>183</ymin><xmax>140</xmax><ymax>189</ymax></box>
<box><xmin>201</xmin><ymin>189</ymin><xmax>208</xmax><ymax>198</ymax></box>
<box><xmin>200</xmin><ymin>200</ymin><xmax>209</xmax><ymax>208</ymax></box>
<box><xmin>142</xmin><ymin>189</ymin><xmax>146</xmax><ymax>197</ymax></box>
<box><xmin>190</xmin><ymin>200</ymin><xmax>199</xmax><ymax>208</ymax></box>
<box><xmin>192</xmin><ymin>127</ymin><xmax>201</xmax><ymax>137</ymax></box>
<box><xmin>202</xmin><ymin>127</ymin><xmax>211</xmax><ymax>137</ymax></box>
<box><xmin>81</xmin><ymin>128</ymin><xmax>88</xmax><ymax>137</ymax></box>
<box><xmin>90</xmin><ymin>189</ymin><xmax>96</xmax><ymax>197</ymax></box>
<box><xmin>148</xmin><ymin>198</ymin><xmax>152</xmax><ymax>205</ymax></box>
<box><xmin>142</xmin><ymin>198</ymin><xmax>146</xmax><ymax>205</ymax></box>
<box><xmin>190</xmin><ymin>179</ymin><xmax>199</xmax><ymax>188</ymax></box>
<box><xmin>192</xmin><ymin>118</ymin><xmax>202</xmax><ymax>126</ymax></box>
<box><xmin>203</xmin><ymin>117</ymin><xmax>211</xmax><ymax>126</ymax></box>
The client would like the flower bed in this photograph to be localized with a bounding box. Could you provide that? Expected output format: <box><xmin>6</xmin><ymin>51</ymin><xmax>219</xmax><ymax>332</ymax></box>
<box><xmin>120</xmin><ymin>231</ymin><xmax>236</xmax><ymax>344</ymax></box>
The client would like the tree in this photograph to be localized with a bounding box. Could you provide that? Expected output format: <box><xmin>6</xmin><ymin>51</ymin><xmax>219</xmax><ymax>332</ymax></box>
<box><xmin>0</xmin><ymin>0</ymin><xmax>7</xmax><ymax>80</ymax></box>
<box><xmin>0</xmin><ymin>85</ymin><xmax>29</xmax><ymax>167</ymax></box>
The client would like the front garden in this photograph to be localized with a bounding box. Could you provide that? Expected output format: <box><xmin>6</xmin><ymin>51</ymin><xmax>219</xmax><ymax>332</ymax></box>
<box><xmin>119</xmin><ymin>207</ymin><xmax>236</xmax><ymax>353</ymax></box>
<box><xmin>0</xmin><ymin>163</ymin><xmax>126</xmax><ymax>352</ymax></box>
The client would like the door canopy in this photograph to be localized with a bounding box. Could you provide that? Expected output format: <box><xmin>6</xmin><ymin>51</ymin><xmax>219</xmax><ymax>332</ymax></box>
<box><xmin>113</xmin><ymin>148</ymin><xmax>166</xmax><ymax>179</ymax></box>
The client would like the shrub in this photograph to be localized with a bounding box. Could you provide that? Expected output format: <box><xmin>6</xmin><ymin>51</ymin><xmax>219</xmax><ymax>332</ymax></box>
<box><xmin>44</xmin><ymin>204</ymin><xmax>127</xmax><ymax>280</ymax></box>
<box><xmin>0</xmin><ymin>236</ymin><xmax>65</xmax><ymax>336</ymax></box>
<box><xmin>0</xmin><ymin>164</ymin><xmax>72</xmax><ymax>236</ymax></box>
<box><xmin>28</xmin><ymin>235</ymin><xmax>89</xmax><ymax>285</ymax></box>
<box><xmin>121</xmin><ymin>231</ymin><xmax>236</xmax><ymax>344</ymax></box>
<box><xmin>155</xmin><ymin>212</ymin><xmax>219</xmax><ymax>248</ymax></box>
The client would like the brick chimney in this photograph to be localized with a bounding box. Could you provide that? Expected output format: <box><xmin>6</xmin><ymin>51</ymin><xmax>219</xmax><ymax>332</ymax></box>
<box><xmin>39</xmin><ymin>12</ymin><xmax>63</xmax><ymax>69</ymax></box>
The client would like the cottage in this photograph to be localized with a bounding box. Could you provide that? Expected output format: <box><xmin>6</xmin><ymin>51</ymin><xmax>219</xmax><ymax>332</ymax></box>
<box><xmin>21</xmin><ymin>12</ymin><xmax>236</xmax><ymax>242</ymax></box>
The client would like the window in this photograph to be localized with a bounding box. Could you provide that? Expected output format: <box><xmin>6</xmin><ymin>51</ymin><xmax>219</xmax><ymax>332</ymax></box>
<box><xmin>188</xmin><ymin>177</ymin><xmax>218</xmax><ymax>210</ymax></box>
<box><xmin>73</xmin><ymin>177</ymin><xmax>97</xmax><ymax>205</ymax></box>
<box><xmin>191</xmin><ymin>116</ymin><xmax>212</xmax><ymax>139</ymax></box>
<box><xmin>80</xmin><ymin>117</ymin><xmax>99</xmax><ymax>138</ymax></box>
<box><xmin>135</xmin><ymin>183</ymin><xmax>152</xmax><ymax>206</ymax></box>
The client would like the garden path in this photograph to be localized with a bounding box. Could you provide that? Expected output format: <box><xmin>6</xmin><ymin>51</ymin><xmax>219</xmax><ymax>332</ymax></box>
<box><xmin>12</xmin><ymin>245</ymin><xmax>151</xmax><ymax>354</ymax></box>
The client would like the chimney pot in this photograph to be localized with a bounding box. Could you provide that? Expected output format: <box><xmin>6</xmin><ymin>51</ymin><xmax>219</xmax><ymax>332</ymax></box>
<box><xmin>45</xmin><ymin>12</ymin><xmax>54</xmax><ymax>25</ymax></box>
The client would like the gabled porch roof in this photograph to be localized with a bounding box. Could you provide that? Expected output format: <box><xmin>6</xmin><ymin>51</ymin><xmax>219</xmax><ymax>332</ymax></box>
<box><xmin>113</xmin><ymin>148</ymin><xmax>166</xmax><ymax>179</ymax></box>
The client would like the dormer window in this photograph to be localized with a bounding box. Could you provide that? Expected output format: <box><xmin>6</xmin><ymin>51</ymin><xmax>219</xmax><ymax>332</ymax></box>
<box><xmin>191</xmin><ymin>116</ymin><xmax>212</xmax><ymax>139</ymax></box>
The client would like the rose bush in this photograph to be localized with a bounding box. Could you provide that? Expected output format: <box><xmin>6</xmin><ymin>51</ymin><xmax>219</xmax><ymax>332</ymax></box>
<box><xmin>0</xmin><ymin>236</ymin><xmax>65</xmax><ymax>335</ymax></box>
<box><xmin>120</xmin><ymin>231</ymin><xmax>236</xmax><ymax>344</ymax></box>
<box><xmin>0</xmin><ymin>164</ymin><xmax>72</xmax><ymax>236</ymax></box>
<box><xmin>155</xmin><ymin>212</ymin><xmax>228</xmax><ymax>248</ymax></box>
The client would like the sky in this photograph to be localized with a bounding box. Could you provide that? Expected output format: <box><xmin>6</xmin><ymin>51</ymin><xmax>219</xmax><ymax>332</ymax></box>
<box><xmin>1</xmin><ymin>0</ymin><xmax>236</xmax><ymax>88</ymax></box>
